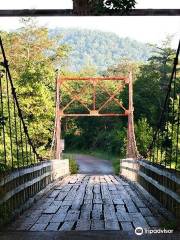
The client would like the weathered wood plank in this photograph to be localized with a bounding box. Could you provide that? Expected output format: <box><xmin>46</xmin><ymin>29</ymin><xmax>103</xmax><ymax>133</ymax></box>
<box><xmin>116</xmin><ymin>204</ymin><xmax>127</xmax><ymax>212</ymax></box>
<box><xmin>55</xmin><ymin>191</ymin><xmax>68</xmax><ymax>201</ymax></box>
<box><xmin>93</xmin><ymin>193</ymin><xmax>103</xmax><ymax>204</ymax></box>
<box><xmin>48</xmin><ymin>190</ymin><xmax>60</xmax><ymax>198</ymax></box>
<box><xmin>59</xmin><ymin>221</ymin><xmax>75</xmax><ymax>231</ymax></box>
<box><xmin>30</xmin><ymin>223</ymin><xmax>48</xmax><ymax>231</ymax></box>
<box><xmin>92</xmin><ymin>204</ymin><xmax>102</xmax><ymax>220</ymax></box>
<box><xmin>76</xmin><ymin>220</ymin><xmax>91</xmax><ymax>230</ymax></box>
<box><xmin>123</xmin><ymin>199</ymin><xmax>138</xmax><ymax>213</ymax></box>
<box><xmin>43</xmin><ymin>201</ymin><xmax>62</xmax><ymax>214</ymax></box>
<box><xmin>105</xmin><ymin>220</ymin><xmax>120</xmax><ymax>230</ymax></box>
<box><xmin>116</xmin><ymin>211</ymin><xmax>132</xmax><ymax>222</ymax></box>
<box><xmin>115</xmin><ymin>176</ymin><xmax>129</xmax><ymax>185</ymax></box>
<box><xmin>50</xmin><ymin>206</ymin><xmax>69</xmax><ymax>223</ymax></box>
<box><xmin>61</xmin><ymin>200</ymin><xmax>73</xmax><ymax>206</ymax></box>
<box><xmin>109</xmin><ymin>175</ymin><xmax>119</xmax><ymax>185</ymax></box>
<box><xmin>104</xmin><ymin>204</ymin><xmax>118</xmax><ymax>221</ymax></box>
<box><xmin>133</xmin><ymin>198</ymin><xmax>146</xmax><ymax>208</ymax></box>
<box><xmin>71</xmin><ymin>185</ymin><xmax>86</xmax><ymax>209</ymax></box>
<box><xmin>116</xmin><ymin>205</ymin><xmax>132</xmax><ymax>222</ymax></box>
<box><xmin>72</xmin><ymin>184</ymin><xmax>80</xmax><ymax>191</ymax></box>
<box><xmin>49</xmin><ymin>200</ymin><xmax>62</xmax><ymax>206</ymax></box>
<box><xmin>104</xmin><ymin>175</ymin><xmax>112</xmax><ymax>184</ymax></box>
<box><xmin>32</xmin><ymin>201</ymin><xmax>53</xmax><ymax>210</ymax></box>
<box><xmin>124</xmin><ymin>186</ymin><xmax>146</xmax><ymax>207</ymax></box>
<box><xmin>101</xmin><ymin>184</ymin><xmax>113</xmax><ymax>204</ymax></box>
<box><xmin>55</xmin><ymin>176</ymin><xmax>72</xmax><ymax>189</ymax></box>
<box><xmin>114</xmin><ymin>185</ymin><xmax>131</xmax><ymax>200</ymax></box>
<box><xmin>86</xmin><ymin>187</ymin><xmax>93</xmax><ymax>195</ymax></box>
<box><xmin>36</xmin><ymin>214</ymin><xmax>53</xmax><ymax>224</ymax></box>
<box><xmin>84</xmin><ymin>193</ymin><xmax>93</xmax><ymax>200</ymax></box>
<box><xmin>139</xmin><ymin>207</ymin><xmax>153</xmax><ymax>217</ymax></box>
<box><xmin>91</xmin><ymin>220</ymin><xmax>104</xmax><ymax>230</ymax></box>
<box><xmin>99</xmin><ymin>176</ymin><xmax>106</xmax><ymax>183</ymax></box>
<box><xmin>111</xmin><ymin>195</ymin><xmax>124</xmax><ymax>205</ymax></box>
<box><xmin>15</xmin><ymin>223</ymin><xmax>34</xmax><ymax>231</ymax></box>
<box><xmin>84</xmin><ymin>199</ymin><xmax>92</xmax><ymax>204</ymax></box>
<box><xmin>110</xmin><ymin>190</ymin><xmax>121</xmax><ymax>195</ymax></box>
<box><xmin>108</xmin><ymin>184</ymin><xmax>117</xmax><ymax>191</ymax></box>
<box><xmin>130</xmin><ymin>213</ymin><xmax>149</xmax><ymax>228</ymax></box>
<box><xmin>63</xmin><ymin>189</ymin><xmax>77</xmax><ymax>202</ymax></box>
<box><xmin>145</xmin><ymin>216</ymin><xmax>159</xmax><ymax>227</ymax></box>
<box><xmin>64</xmin><ymin>210</ymin><xmax>80</xmax><ymax>221</ymax></box>
<box><xmin>45</xmin><ymin>223</ymin><xmax>60</xmax><ymax>231</ymax></box>
<box><xmin>93</xmin><ymin>184</ymin><xmax>100</xmax><ymax>193</ymax></box>
<box><xmin>24</xmin><ymin>209</ymin><xmax>42</xmax><ymax>218</ymax></box>
<box><xmin>61</xmin><ymin>185</ymin><xmax>72</xmax><ymax>192</ymax></box>
<box><xmin>80</xmin><ymin>204</ymin><xmax>92</xmax><ymax>220</ymax></box>
<box><xmin>121</xmin><ymin>222</ymin><xmax>134</xmax><ymax>231</ymax></box>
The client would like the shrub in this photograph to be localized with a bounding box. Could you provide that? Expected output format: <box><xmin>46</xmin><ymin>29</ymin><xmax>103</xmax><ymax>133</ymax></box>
<box><xmin>62</xmin><ymin>153</ymin><xmax>79</xmax><ymax>174</ymax></box>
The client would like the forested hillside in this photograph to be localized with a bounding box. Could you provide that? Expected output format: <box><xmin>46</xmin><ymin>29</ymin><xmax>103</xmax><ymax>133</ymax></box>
<box><xmin>50</xmin><ymin>28</ymin><xmax>152</xmax><ymax>71</ymax></box>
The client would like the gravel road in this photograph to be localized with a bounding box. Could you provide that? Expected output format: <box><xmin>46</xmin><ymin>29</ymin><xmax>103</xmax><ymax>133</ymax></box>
<box><xmin>74</xmin><ymin>154</ymin><xmax>114</xmax><ymax>174</ymax></box>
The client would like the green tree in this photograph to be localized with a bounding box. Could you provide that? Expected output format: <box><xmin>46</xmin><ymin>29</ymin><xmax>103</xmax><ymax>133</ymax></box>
<box><xmin>135</xmin><ymin>118</ymin><xmax>153</xmax><ymax>157</ymax></box>
<box><xmin>92</xmin><ymin>0</ymin><xmax>136</xmax><ymax>14</ymax></box>
<box><xmin>0</xmin><ymin>19</ymin><xmax>70</xmax><ymax>159</ymax></box>
<box><xmin>134</xmin><ymin>38</ymin><xmax>176</xmax><ymax>126</ymax></box>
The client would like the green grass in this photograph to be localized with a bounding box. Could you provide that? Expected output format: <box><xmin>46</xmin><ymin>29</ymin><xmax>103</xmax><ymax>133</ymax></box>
<box><xmin>62</xmin><ymin>153</ymin><xmax>79</xmax><ymax>174</ymax></box>
<box><xmin>64</xmin><ymin>149</ymin><xmax>121</xmax><ymax>175</ymax></box>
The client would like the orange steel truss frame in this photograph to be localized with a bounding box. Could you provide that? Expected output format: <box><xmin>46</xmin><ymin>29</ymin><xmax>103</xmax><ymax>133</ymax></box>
<box><xmin>57</xmin><ymin>76</ymin><xmax>130</xmax><ymax>117</ymax></box>
<box><xmin>55</xmin><ymin>74</ymin><xmax>137</xmax><ymax>159</ymax></box>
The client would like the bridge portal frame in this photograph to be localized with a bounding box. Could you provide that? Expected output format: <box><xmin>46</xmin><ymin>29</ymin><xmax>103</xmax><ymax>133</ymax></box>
<box><xmin>55</xmin><ymin>74</ymin><xmax>137</xmax><ymax>160</ymax></box>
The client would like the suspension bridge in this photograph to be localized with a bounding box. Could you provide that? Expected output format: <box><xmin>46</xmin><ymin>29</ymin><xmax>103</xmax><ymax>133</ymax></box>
<box><xmin>0</xmin><ymin>36</ymin><xmax>179</xmax><ymax>238</ymax></box>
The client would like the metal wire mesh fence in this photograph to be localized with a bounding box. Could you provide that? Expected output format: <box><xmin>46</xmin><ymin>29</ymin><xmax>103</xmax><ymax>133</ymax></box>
<box><xmin>149</xmin><ymin>40</ymin><xmax>180</xmax><ymax>171</ymax></box>
<box><xmin>0</xmin><ymin>37</ymin><xmax>40</xmax><ymax>172</ymax></box>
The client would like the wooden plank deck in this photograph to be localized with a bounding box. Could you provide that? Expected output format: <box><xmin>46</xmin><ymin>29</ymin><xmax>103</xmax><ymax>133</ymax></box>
<box><xmin>8</xmin><ymin>174</ymin><xmax>164</xmax><ymax>231</ymax></box>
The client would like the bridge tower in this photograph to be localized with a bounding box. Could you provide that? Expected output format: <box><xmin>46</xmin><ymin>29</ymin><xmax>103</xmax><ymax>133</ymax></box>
<box><xmin>55</xmin><ymin>73</ymin><xmax>62</xmax><ymax>160</ymax></box>
<box><xmin>126</xmin><ymin>72</ymin><xmax>138</xmax><ymax>159</ymax></box>
<box><xmin>54</xmin><ymin>72</ymin><xmax>138</xmax><ymax>160</ymax></box>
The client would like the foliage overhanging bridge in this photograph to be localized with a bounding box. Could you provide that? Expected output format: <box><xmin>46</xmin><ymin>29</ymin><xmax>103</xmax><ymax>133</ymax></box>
<box><xmin>0</xmin><ymin>37</ymin><xmax>179</xmax><ymax>233</ymax></box>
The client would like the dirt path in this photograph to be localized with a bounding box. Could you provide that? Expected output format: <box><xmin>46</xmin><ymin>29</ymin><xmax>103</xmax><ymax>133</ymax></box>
<box><xmin>74</xmin><ymin>154</ymin><xmax>114</xmax><ymax>174</ymax></box>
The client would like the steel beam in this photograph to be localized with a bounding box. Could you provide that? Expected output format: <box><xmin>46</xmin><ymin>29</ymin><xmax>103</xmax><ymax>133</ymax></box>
<box><xmin>59</xmin><ymin>76</ymin><xmax>128</xmax><ymax>82</ymax></box>
<box><xmin>0</xmin><ymin>9</ymin><xmax>180</xmax><ymax>17</ymax></box>
<box><xmin>59</xmin><ymin>113</ymin><xmax>128</xmax><ymax>117</ymax></box>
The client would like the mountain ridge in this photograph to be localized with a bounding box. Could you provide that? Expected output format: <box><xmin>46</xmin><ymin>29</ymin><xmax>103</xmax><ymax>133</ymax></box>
<box><xmin>50</xmin><ymin>28</ymin><xmax>152</xmax><ymax>72</ymax></box>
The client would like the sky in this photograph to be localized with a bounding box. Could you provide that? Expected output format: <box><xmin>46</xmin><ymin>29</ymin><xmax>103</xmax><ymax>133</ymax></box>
<box><xmin>0</xmin><ymin>0</ymin><xmax>179</xmax><ymax>48</ymax></box>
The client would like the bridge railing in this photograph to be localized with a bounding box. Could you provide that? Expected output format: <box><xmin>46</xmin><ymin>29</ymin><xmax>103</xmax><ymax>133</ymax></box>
<box><xmin>148</xmin><ymin>40</ymin><xmax>180</xmax><ymax>172</ymax></box>
<box><xmin>0</xmin><ymin>37</ymin><xmax>41</xmax><ymax>173</ymax></box>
